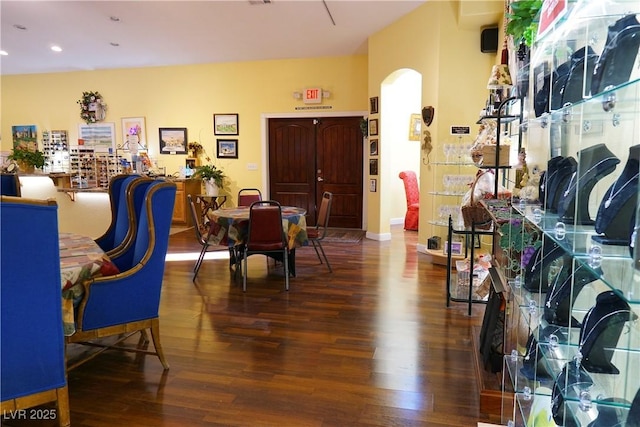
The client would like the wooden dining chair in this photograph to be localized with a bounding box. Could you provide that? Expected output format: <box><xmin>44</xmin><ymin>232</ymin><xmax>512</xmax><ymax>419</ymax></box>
<box><xmin>66</xmin><ymin>180</ymin><xmax>176</xmax><ymax>371</ymax></box>
<box><xmin>237</xmin><ymin>188</ymin><xmax>262</xmax><ymax>207</ymax></box>
<box><xmin>307</xmin><ymin>191</ymin><xmax>334</xmax><ymax>272</ymax></box>
<box><xmin>1</xmin><ymin>196</ymin><xmax>70</xmax><ymax>426</ymax></box>
<box><xmin>242</xmin><ymin>200</ymin><xmax>289</xmax><ymax>291</ymax></box>
<box><xmin>187</xmin><ymin>193</ymin><xmax>218</xmax><ymax>281</ymax></box>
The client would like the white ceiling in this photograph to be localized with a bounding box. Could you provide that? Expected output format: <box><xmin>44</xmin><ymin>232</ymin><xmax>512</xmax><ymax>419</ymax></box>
<box><xmin>0</xmin><ymin>0</ymin><xmax>428</xmax><ymax>76</ymax></box>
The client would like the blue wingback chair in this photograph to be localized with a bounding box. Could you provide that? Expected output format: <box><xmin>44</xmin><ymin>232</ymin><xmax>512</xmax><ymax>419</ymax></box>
<box><xmin>95</xmin><ymin>174</ymin><xmax>140</xmax><ymax>251</ymax></box>
<box><xmin>108</xmin><ymin>176</ymin><xmax>155</xmax><ymax>270</ymax></box>
<box><xmin>66</xmin><ymin>180</ymin><xmax>177</xmax><ymax>370</ymax></box>
<box><xmin>1</xmin><ymin>196</ymin><xmax>70</xmax><ymax>426</ymax></box>
<box><xmin>0</xmin><ymin>173</ymin><xmax>21</xmax><ymax>196</ymax></box>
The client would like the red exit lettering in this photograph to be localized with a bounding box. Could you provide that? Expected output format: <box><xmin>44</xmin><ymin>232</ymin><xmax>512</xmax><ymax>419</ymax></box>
<box><xmin>306</xmin><ymin>89</ymin><xmax>319</xmax><ymax>99</ymax></box>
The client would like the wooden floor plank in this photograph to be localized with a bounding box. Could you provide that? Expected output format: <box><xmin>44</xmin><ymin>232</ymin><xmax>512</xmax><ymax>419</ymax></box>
<box><xmin>2</xmin><ymin>225</ymin><xmax>497</xmax><ymax>426</ymax></box>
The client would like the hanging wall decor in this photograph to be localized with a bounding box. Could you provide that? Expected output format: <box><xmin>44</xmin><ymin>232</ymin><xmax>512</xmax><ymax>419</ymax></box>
<box><xmin>77</xmin><ymin>91</ymin><xmax>107</xmax><ymax>124</ymax></box>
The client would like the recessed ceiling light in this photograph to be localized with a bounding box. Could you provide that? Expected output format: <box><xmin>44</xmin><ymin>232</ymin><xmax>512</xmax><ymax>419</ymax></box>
<box><xmin>0</xmin><ymin>50</ymin><xmax>8</xmax><ymax>56</ymax></box>
<box><xmin>51</xmin><ymin>45</ymin><xmax>62</xmax><ymax>52</ymax></box>
<box><xmin>13</xmin><ymin>24</ymin><xmax>27</xmax><ymax>30</ymax></box>
<box><xmin>110</xmin><ymin>42</ymin><xmax>120</xmax><ymax>47</ymax></box>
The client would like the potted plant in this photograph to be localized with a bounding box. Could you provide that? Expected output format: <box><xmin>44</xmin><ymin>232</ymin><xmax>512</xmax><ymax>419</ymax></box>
<box><xmin>506</xmin><ymin>0</ymin><xmax>543</xmax><ymax>48</ymax></box>
<box><xmin>193</xmin><ymin>164</ymin><xmax>225</xmax><ymax>196</ymax></box>
<box><xmin>8</xmin><ymin>147</ymin><xmax>46</xmax><ymax>172</ymax></box>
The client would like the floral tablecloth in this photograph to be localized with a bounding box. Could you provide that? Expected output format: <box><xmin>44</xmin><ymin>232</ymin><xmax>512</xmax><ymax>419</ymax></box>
<box><xmin>208</xmin><ymin>206</ymin><xmax>308</xmax><ymax>249</ymax></box>
<box><xmin>59</xmin><ymin>232</ymin><xmax>120</xmax><ymax>336</ymax></box>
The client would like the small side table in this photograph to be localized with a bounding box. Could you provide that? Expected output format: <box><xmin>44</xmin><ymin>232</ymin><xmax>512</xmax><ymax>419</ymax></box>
<box><xmin>196</xmin><ymin>194</ymin><xmax>227</xmax><ymax>224</ymax></box>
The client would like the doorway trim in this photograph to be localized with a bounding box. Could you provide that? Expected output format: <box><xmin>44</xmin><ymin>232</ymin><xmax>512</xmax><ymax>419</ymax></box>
<box><xmin>260</xmin><ymin>110</ymin><xmax>368</xmax><ymax>229</ymax></box>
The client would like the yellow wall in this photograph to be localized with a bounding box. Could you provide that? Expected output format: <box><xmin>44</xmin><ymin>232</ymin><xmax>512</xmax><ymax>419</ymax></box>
<box><xmin>1</xmin><ymin>55</ymin><xmax>368</xmax><ymax>195</ymax></box>
<box><xmin>367</xmin><ymin>0</ymin><xmax>502</xmax><ymax>244</ymax></box>
<box><xmin>2</xmin><ymin>1</ymin><xmax>505</xmax><ymax>240</ymax></box>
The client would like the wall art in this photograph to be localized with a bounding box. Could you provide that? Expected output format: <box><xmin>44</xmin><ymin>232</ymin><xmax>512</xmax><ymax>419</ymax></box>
<box><xmin>12</xmin><ymin>125</ymin><xmax>37</xmax><ymax>149</ymax></box>
<box><xmin>121</xmin><ymin>117</ymin><xmax>147</xmax><ymax>152</ymax></box>
<box><xmin>217</xmin><ymin>139</ymin><xmax>238</xmax><ymax>159</ymax></box>
<box><xmin>159</xmin><ymin>127</ymin><xmax>188</xmax><ymax>154</ymax></box>
<box><xmin>213</xmin><ymin>113</ymin><xmax>239</xmax><ymax>135</ymax></box>
<box><xmin>78</xmin><ymin>123</ymin><xmax>116</xmax><ymax>152</ymax></box>
<box><xmin>369</xmin><ymin>119</ymin><xmax>378</xmax><ymax>136</ymax></box>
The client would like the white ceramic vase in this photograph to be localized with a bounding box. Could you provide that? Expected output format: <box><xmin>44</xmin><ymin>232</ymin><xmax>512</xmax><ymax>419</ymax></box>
<box><xmin>204</xmin><ymin>179</ymin><xmax>219</xmax><ymax>196</ymax></box>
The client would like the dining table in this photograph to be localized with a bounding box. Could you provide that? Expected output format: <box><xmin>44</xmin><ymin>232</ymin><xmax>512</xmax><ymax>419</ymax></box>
<box><xmin>59</xmin><ymin>232</ymin><xmax>120</xmax><ymax>336</ymax></box>
<box><xmin>207</xmin><ymin>205</ymin><xmax>308</xmax><ymax>276</ymax></box>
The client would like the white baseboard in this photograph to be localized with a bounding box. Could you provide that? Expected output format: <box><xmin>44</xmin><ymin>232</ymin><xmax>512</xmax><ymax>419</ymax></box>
<box><xmin>390</xmin><ymin>217</ymin><xmax>404</xmax><ymax>225</ymax></box>
<box><xmin>365</xmin><ymin>231</ymin><xmax>391</xmax><ymax>241</ymax></box>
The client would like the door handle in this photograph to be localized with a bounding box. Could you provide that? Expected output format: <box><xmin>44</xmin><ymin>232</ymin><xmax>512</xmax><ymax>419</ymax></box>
<box><xmin>317</xmin><ymin>177</ymin><xmax>324</xmax><ymax>182</ymax></box>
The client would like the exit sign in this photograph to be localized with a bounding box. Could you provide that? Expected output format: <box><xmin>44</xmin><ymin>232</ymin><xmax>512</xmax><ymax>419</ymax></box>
<box><xmin>304</xmin><ymin>87</ymin><xmax>322</xmax><ymax>104</ymax></box>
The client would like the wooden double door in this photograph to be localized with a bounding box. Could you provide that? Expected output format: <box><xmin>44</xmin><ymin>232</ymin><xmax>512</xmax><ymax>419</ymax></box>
<box><xmin>268</xmin><ymin>116</ymin><xmax>364</xmax><ymax>228</ymax></box>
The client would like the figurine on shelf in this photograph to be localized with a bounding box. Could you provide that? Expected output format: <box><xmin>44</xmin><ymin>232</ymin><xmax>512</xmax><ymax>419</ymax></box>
<box><xmin>515</xmin><ymin>148</ymin><xmax>528</xmax><ymax>190</ymax></box>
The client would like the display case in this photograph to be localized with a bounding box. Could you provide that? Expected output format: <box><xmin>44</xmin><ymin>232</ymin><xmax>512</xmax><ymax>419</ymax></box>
<box><xmin>501</xmin><ymin>1</ymin><xmax>640</xmax><ymax>425</ymax></box>
<box><xmin>425</xmin><ymin>135</ymin><xmax>476</xmax><ymax>265</ymax></box>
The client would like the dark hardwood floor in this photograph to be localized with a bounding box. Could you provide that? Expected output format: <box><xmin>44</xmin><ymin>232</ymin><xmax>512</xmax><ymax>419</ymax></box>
<box><xmin>5</xmin><ymin>226</ymin><xmax>494</xmax><ymax>426</ymax></box>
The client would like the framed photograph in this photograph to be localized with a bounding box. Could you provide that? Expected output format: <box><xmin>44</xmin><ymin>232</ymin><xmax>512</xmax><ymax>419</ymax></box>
<box><xmin>369</xmin><ymin>139</ymin><xmax>378</xmax><ymax>156</ymax></box>
<box><xmin>120</xmin><ymin>117</ymin><xmax>147</xmax><ymax>151</ymax></box>
<box><xmin>78</xmin><ymin>123</ymin><xmax>116</xmax><ymax>153</ymax></box>
<box><xmin>217</xmin><ymin>138</ymin><xmax>238</xmax><ymax>159</ymax></box>
<box><xmin>369</xmin><ymin>119</ymin><xmax>378</xmax><ymax>136</ymax></box>
<box><xmin>185</xmin><ymin>158</ymin><xmax>196</xmax><ymax>169</ymax></box>
<box><xmin>213</xmin><ymin>113</ymin><xmax>239</xmax><ymax>135</ymax></box>
<box><xmin>369</xmin><ymin>178</ymin><xmax>377</xmax><ymax>192</ymax></box>
<box><xmin>369</xmin><ymin>96</ymin><xmax>379</xmax><ymax>114</ymax></box>
<box><xmin>159</xmin><ymin>127</ymin><xmax>188</xmax><ymax>154</ymax></box>
<box><xmin>369</xmin><ymin>159</ymin><xmax>378</xmax><ymax>176</ymax></box>
<box><xmin>11</xmin><ymin>125</ymin><xmax>37</xmax><ymax>149</ymax></box>
<box><xmin>409</xmin><ymin>113</ymin><xmax>421</xmax><ymax>141</ymax></box>
<box><xmin>443</xmin><ymin>241</ymin><xmax>463</xmax><ymax>256</ymax></box>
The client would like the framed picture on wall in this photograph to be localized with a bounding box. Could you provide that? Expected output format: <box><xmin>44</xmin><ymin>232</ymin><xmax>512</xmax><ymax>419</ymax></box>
<box><xmin>12</xmin><ymin>125</ymin><xmax>37</xmax><ymax>149</ymax></box>
<box><xmin>369</xmin><ymin>178</ymin><xmax>377</xmax><ymax>192</ymax></box>
<box><xmin>409</xmin><ymin>113</ymin><xmax>421</xmax><ymax>141</ymax></box>
<box><xmin>78</xmin><ymin>123</ymin><xmax>116</xmax><ymax>153</ymax></box>
<box><xmin>120</xmin><ymin>116</ymin><xmax>147</xmax><ymax>151</ymax></box>
<box><xmin>370</xmin><ymin>97</ymin><xmax>379</xmax><ymax>114</ymax></box>
<box><xmin>217</xmin><ymin>139</ymin><xmax>238</xmax><ymax>159</ymax></box>
<box><xmin>369</xmin><ymin>159</ymin><xmax>378</xmax><ymax>176</ymax></box>
<box><xmin>369</xmin><ymin>119</ymin><xmax>378</xmax><ymax>136</ymax></box>
<box><xmin>213</xmin><ymin>113</ymin><xmax>239</xmax><ymax>135</ymax></box>
<box><xmin>369</xmin><ymin>139</ymin><xmax>378</xmax><ymax>156</ymax></box>
<box><xmin>158</xmin><ymin>127</ymin><xmax>188</xmax><ymax>154</ymax></box>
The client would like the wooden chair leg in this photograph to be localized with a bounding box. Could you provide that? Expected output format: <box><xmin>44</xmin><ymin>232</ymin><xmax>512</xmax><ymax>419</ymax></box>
<box><xmin>150</xmin><ymin>319</ymin><xmax>170</xmax><ymax>370</ymax></box>
<box><xmin>57</xmin><ymin>385</ymin><xmax>71</xmax><ymax>427</ymax></box>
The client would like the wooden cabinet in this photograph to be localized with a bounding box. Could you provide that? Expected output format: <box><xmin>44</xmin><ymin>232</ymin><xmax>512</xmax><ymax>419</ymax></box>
<box><xmin>171</xmin><ymin>179</ymin><xmax>201</xmax><ymax>225</ymax></box>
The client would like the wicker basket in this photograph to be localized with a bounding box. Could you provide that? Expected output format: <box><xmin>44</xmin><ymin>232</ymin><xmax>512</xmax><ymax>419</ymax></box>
<box><xmin>461</xmin><ymin>173</ymin><xmax>493</xmax><ymax>230</ymax></box>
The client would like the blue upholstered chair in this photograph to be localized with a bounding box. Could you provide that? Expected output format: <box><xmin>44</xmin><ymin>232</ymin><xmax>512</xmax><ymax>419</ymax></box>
<box><xmin>0</xmin><ymin>172</ymin><xmax>21</xmax><ymax>196</ymax></box>
<box><xmin>108</xmin><ymin>177</ymin><xmax>155</xmax><ymax>270</ymax></box>
<box><xmin>95</xmin><ymin>174</ymin><xmax>140</xmax><ymax>251</ymax></box>
<box><xmin>1</xmin><ymin>196</ymin><xmax>70</xmax><ymax>426</ymax></box>
<box><xmin>66</xmin><ymin>180</ymin><xmax>177</xmax><ymax>370</ymax></box>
